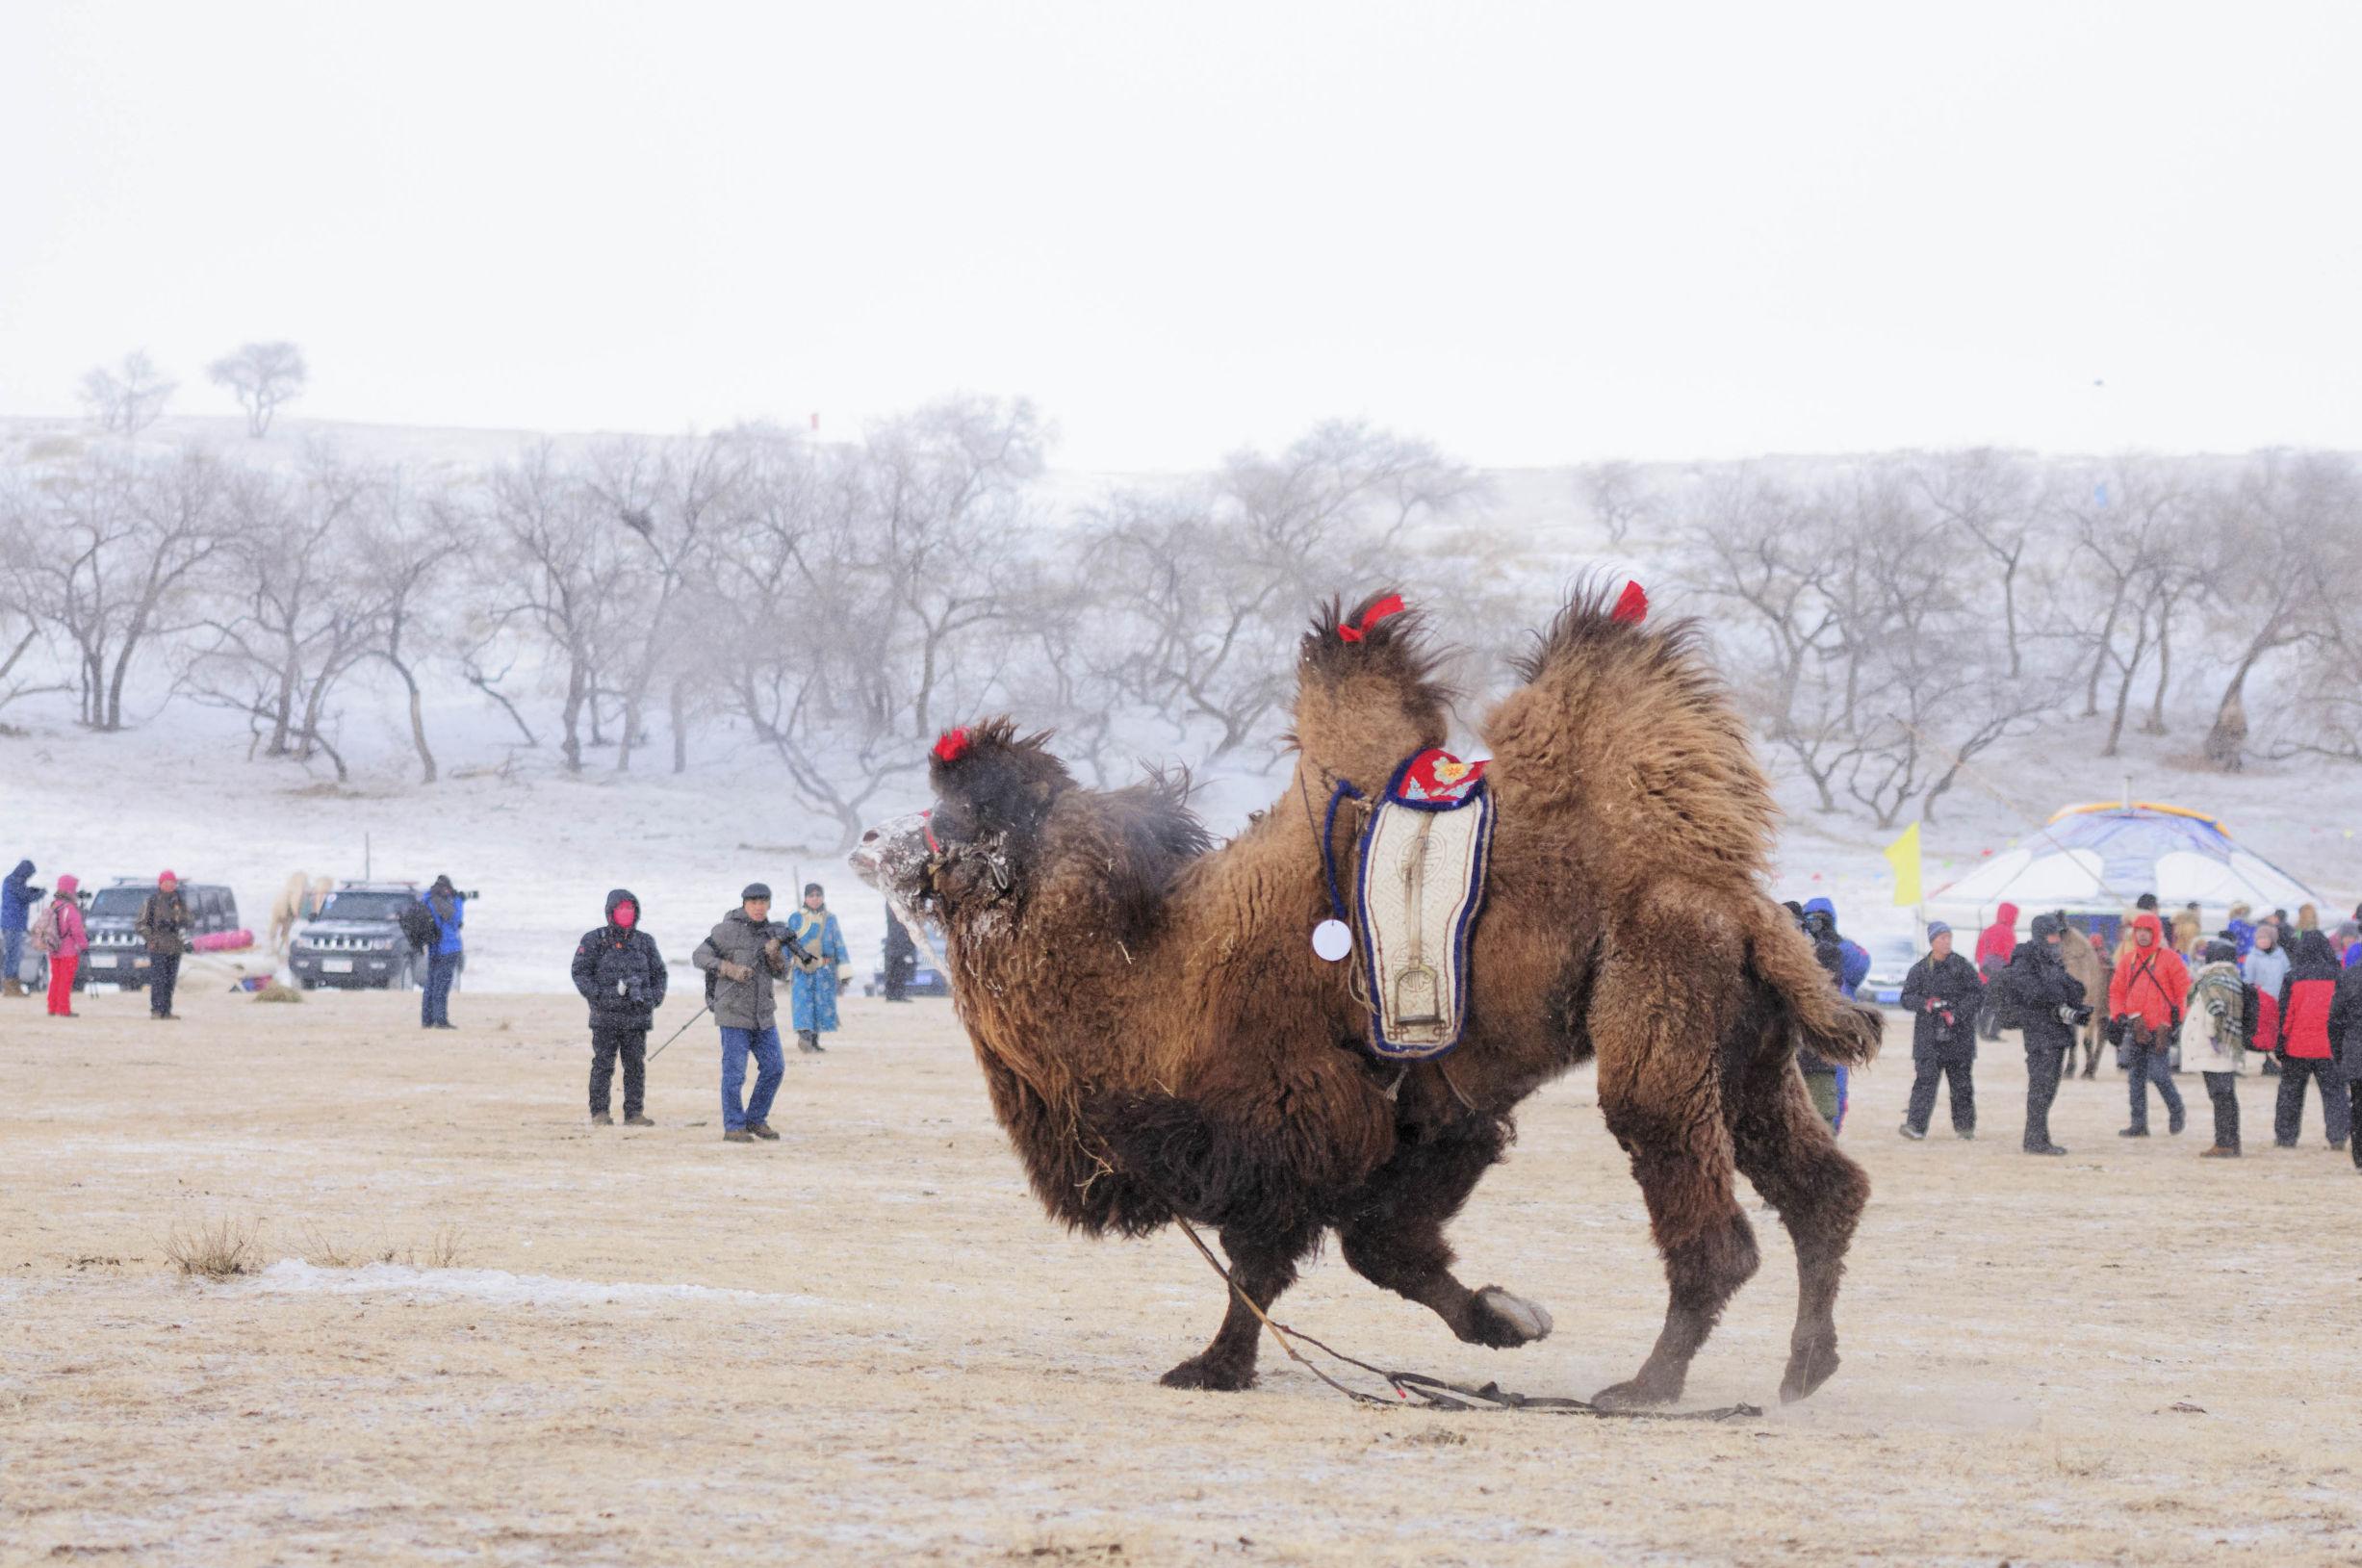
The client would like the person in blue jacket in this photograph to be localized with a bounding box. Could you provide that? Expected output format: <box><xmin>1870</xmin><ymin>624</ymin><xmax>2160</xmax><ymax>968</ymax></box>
<box><xmin>419</xmin><ymin>875</ymin><xmax>465</xmax><ymax>1030</ymax></box>
<box><xmin>2</xmin><ymin>860</ymin><xmax>44</xmax><ymax>997</ymax></box>
<box><xmin>1800</xmin><ymin>897</ymin><xmax>1869</xmax><ymax>1129</ymax></box>
<box><xmin>784</xmin><ymin>882</ymin><xmax>848</xmax><ymax>1053</ymax></box>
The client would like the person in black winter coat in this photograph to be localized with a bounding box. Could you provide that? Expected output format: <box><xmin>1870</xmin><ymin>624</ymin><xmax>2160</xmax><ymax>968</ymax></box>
<box><xmin>571</xmin><ymin>888</ymin><xmax>668</xmax><ymax>1126</ymax></box>
<box><xmin>882</xmin><ymin>902</ymin><xmax>918</xmax><ymax>1002</ymax></box>
<box><xmin>1995</xmin><ymin>913</ymin><xmax>2089</xmax><ymax>1156</ymax></box>
<box><xmin>2328</xmin><ymin>960</ymin><xmax>2362</xmax><ymax>1174</ymax></box>
<box><xmin>1898</xmin><ymin>921</ymin><xmax>1986</xmax><ymax>1140</ymax></box>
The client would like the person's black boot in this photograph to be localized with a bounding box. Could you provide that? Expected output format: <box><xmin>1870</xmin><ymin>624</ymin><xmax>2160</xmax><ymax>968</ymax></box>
<box><xmin>798</xmin><ymin>1029</ymin><xmax>824</xmax><ymax>1053</ymax></box>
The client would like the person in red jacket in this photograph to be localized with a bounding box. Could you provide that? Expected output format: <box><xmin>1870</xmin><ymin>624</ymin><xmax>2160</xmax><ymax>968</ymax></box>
<box><xmin>2273</xmin><ymin>930</ymin><xmax>2351</xmax><ymax>1149</ymax></box>
<box><xmin>2108</xmin><ymin>911</ymin><xmax>2188</xmax><ymax>1137</ymax></box>
<box><xmin>1974</xmin><ymin>901</ymin><xmax>2019</xmax><ymax>1041</ymax></box>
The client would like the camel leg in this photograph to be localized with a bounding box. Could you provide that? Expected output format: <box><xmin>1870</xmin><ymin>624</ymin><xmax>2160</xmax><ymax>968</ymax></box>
<box><xmin>1590</xmin><ymin>934</ymin><xmax>1759</xmax><ymax>1408</ymax></box>
<box><xmin>1159</xmin><ymin>1221</ymin><xmax>1315</xmax><ymax>1392</ymax></box>
<box><xmin>1731</xmin><ymin>1056</ymin><xmax>1872</xmax><ymax>1403</ymax></box>
<box><xmin>1338</xmin><ymin>1117</ymin><xmax>1553</xmax><ymax>1350</ymax></box>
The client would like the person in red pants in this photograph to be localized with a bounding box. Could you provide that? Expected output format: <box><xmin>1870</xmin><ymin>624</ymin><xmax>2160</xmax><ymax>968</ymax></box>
<box><xmin>43</xmin><ymin>875</ymin><xmax>87</xmax><ymax>1016</ymax></box>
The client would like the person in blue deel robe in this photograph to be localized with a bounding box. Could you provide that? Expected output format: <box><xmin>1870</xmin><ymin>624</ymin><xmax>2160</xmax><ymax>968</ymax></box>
<box><xmin>785</xmin><ymin>882</ymin><xmax>848</xmax><ymax>1053</ymax></box>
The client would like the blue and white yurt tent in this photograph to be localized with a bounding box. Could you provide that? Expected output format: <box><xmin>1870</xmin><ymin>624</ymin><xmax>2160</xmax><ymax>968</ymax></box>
<box><xmin>1925</xmin><ymin>802</ymin><xmax>2323</xmax><ymax>949</ymax></box>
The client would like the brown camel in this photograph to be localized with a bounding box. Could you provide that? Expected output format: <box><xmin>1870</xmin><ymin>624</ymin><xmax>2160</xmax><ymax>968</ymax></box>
<box><xmin>851</xmin><ymin>584</ymin><xmax>1881</xmax><ymax>1405</ymax></box>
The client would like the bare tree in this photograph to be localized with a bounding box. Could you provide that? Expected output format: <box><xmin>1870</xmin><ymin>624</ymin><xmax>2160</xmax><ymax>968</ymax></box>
<box><xmin>355</xmin><ymin>476</ymin><xmax>469</xmax><ymax>784</ymax></box>
<box><xmin>17</xmin><ymin>446</ymin><xmax>230</xmax><ymax>731</ymax></box>
<box><xmin>1908</xmin><ymin>448</ymin><xmax>2039</xmax><ymax>678</ymax></box>
<box><xmin>2196</xmin><ymin>452</ymin><xmax>2358</xmax><ymax>770</ymax></box>
<box><xmin>2057</xmin><ymin>462</ymin><xmax>2197</xmax><ymax>756</ymax></box>
<box><xmin>1577</xmin><ymin>459</ymin><xmax>1656</xmax><ymax>546</ymax></box>
<box><xmin>207</xmin><ymin>341</ymin><xmax>308</xmax><ymax>438</ymax></box>
<box><xmin>486</xmin><ymin>444</ymin><xmax>629</xmax><ymax>773</ymax></box>
<box><xmin>78</xmin><ymin>350</ymin><xmax>177</xmax><ymax>439</ymax></box>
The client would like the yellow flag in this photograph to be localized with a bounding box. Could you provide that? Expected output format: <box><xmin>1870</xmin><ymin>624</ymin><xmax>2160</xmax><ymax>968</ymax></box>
<box><xmin>1884</xmin><ymin>822</ymin><xmax>1923</xmax><ymax>908</ymax></box>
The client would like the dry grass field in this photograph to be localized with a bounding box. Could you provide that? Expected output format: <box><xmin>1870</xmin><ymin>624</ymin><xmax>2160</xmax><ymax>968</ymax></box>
<box><xmin>4</xmin><ymin>984</ymin><xmax>2358</xmax><ymax>1566</ymax></box>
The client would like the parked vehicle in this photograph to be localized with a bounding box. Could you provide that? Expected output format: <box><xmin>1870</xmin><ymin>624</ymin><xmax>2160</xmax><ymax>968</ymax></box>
<box><xmin>1860</xmin><ymin>932</ymin><xmax>1920</xmax><ymax>1009</ymax></box>
<box><xmin>290</xmin><ymin>882</ymin><xmax>427</xmax><ymax>990</ymax></box>
<box><xmin>78</xmin><ymin>880</ymin><xmax>242</xmax><ymax>990</ymax></box>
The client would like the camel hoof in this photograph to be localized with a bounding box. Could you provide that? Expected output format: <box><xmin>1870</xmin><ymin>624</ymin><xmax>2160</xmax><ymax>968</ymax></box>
<box><xmin>1160</xmin><ymin>1353</ymin><xmax>1256</xmax><ymax>1392</ymax></box>
<box><xmin>1466</xmin><ymin>1286</ymin><xmax>1553</xmax><ymax>1348</ymax></box>
<box><xmin>1779</xmin><ymin>1337</ymin><xmax>1840</xmax><ymax>1404</ymax></box>
<box><xmin>1593</xmin><ymin>1373</ymin><xmax>1682</xmax><ymax>1410</ymax></box>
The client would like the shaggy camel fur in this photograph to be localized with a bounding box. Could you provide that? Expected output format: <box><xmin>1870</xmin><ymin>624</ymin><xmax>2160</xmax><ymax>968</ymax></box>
<box><xmin>852</xmin><ymin>584</ymin><xmax>1882</xmax><ymax>1405</ymax></box>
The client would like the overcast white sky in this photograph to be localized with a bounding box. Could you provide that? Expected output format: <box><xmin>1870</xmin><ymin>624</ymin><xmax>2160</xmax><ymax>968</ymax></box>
<box><xmin>3</xmin><ymin>2</ymin><xmax>2357</xmax><ymax>471</ymax></box>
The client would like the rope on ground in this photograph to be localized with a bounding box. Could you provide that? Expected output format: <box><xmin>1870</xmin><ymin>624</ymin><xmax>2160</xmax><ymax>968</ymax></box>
<box><xmin>1172</xmin><ymin>1217</ymin><xmax>1762</xmax><ymax>1423</ymax></box>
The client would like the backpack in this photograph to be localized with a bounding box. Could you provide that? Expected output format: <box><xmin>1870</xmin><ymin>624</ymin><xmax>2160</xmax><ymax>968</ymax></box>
<box><xmin>29</xmin><ymin>899</ymin><xmax>64</xmax><ymax>955</ymax></box>
<box><xmin>397</xmin><ymin>900</ymin><xmax>438</xmax><ymax>953</ymax></box>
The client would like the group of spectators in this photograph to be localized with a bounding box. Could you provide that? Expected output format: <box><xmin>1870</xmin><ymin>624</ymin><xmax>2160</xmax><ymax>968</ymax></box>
<box><xmin>3</xmin><ymin>861</ymin><xmax>195</xmax><ymax>1020</ymax></box>
<box><xmin>1893</xmin><ymin>893</ymin><xmax>2362</xmax><ymax>1168</ymax></box>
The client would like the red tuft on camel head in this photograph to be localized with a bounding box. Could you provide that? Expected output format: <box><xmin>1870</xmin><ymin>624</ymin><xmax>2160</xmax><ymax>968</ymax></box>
<box><xmin>1611</xmin><ymin>579</ymin><xmax>1649</xmax><ymax>625</ymax></box>
<box><xmin>934</xmin><ymin>727</ymin><xmax>972</xmax><ymax>763</ymax></box>
<box><xmin>1337</xmin><ymin>593</ymin><xmax>1407</xmax><ymax>642</ymax></box>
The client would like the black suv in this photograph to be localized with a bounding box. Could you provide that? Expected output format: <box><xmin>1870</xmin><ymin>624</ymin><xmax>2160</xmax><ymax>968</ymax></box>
<box><xmin>290</xmin><ymin>882</ymin><xmax>426</xmax><ymax>990</ymax></box>
<box><xmin>79</xmin><ymin>880</ymin><xmax>243</xmax><ymax>990</ymax></box>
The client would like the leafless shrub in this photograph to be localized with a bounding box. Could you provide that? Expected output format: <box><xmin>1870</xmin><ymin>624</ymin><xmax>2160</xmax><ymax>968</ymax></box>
<box><xmin>165</xmin><ymin>1217</ymin><xmax>261</xmax><ymax>1279</ymax></box>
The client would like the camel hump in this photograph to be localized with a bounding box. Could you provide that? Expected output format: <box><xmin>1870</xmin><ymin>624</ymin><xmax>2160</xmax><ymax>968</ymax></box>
<box><xmin>1288</xmin><ymin>591</ymin><xmax>1453</xmax><ymax>792</ymax></box>
<box><xmin>1480</xmin><ymin>578</ymin><xmax>1779</xmax><ymax>894</ymax></box>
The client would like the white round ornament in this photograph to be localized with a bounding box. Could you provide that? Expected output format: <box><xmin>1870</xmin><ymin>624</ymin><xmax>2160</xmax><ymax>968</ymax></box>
<box><xmin>1311</xmin><ymin>919</ymin><xmax>1352</xmax><ymax>963</ymax></box>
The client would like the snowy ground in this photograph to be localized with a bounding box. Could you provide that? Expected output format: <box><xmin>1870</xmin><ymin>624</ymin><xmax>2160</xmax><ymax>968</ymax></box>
<box><xmin>5</xmin><ymin>987</ymin><xmax>2359</xmax><ymax>1565</ymax></box>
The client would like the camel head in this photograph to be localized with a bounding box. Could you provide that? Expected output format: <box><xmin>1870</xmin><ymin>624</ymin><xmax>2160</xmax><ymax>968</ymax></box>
<box><xmin>849</xmin><ymin>718</ymin><xmax>1072</xmax><ymax>932</ymax></box>
<box><xmin>851</xmin><ymin>716</ymin><xmax>1210</xmax><ymax>952</ymax></box>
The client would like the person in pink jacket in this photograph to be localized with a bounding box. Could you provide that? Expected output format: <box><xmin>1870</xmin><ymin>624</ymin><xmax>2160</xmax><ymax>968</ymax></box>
<box><xmin>44</xmin><ymin>875</ymin><xmax>88</xmax><ymax>1017</ymax></box>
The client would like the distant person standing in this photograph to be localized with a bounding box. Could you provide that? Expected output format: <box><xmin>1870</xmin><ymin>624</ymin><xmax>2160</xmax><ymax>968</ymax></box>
<box><xmin>785</xmin><ymin>883</ymin><xmax>849</xmax><ymax>1052</ymax></box>
<box><xmin>1974</xmin><ymin>902</ymin><xmax>2020</xmax><ymax>1040</ymax></box>
<box><xmin>419</xmin><ymin>875</ymin><xmax>465</xmax><ymax>1030</ymax></box>
<box><xmin>1996</xmin><ymin>913</ymin><xmax>2087</xmax><ymax>1156</ymax></box>
<box><xmin>2327</xmin><ymin>957</ymin><xmax>2362</xmax><ymax>1172</ymax></box>
<box><xmin>571</xmin><ymin>888</ymin><xmax>667</xmax><ymax>1127</ymax></box>
<box><xmin>2</xmin><ymin>859</ymin><xmax>43</xmax><ymax>998</ymax></box>
<box><xmin>2183</xmin><ymin>940</ymin><xmax>2251</xmax><ymax>1158</ymax></box>
<box><xmin>1897</xmin><ymin>921</ymin><xmax>1985</xmax><ymax>1141</ymax></box>
<box><xmin>136</xmin><ymin>871</ymin><xmax>193</xmax><ymax>1020</ymax></box>
<box><xmin>2244</xmin><ymin>921</ymin><xmax>2291</xmax><ymax>1076</ymax></box>
<box><xmin>2109</xmin><ymin>911</ymin><xmax>2188</xmax><ymax>1138</ymax></box>
<box><xmin>693</xmin><ymin>883</ymin><xmax>789</xmax><ymax>1144</ymax></box>
<box><xmin>2272</xmin><ymin>930</ymin><xmax>2350</xmax><ymax>1150</ymax></box>
<box><xmin>39</xmin><ymin>876</ymin><xmax>87</xmax><ymax>1017</ymax></box>
<box><xmin>882</xmin><ymin>903</ymin><xmax>917</xmax><ymax>1003</ymax></box>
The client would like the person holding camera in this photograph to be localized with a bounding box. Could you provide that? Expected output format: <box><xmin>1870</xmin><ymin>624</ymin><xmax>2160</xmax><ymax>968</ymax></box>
<box><xmin>784</xmin><ymin>882</ymin><xmax>849</xmax><ymax>1053</ymax></box>
<box><xmin>2108</xmin><ymin>911</ymin><xmax>2188</xmax><ymax>1137</ymax></box>
<box><xmin>419</xmin><ymin>874</ymin><xmax>467</xmax><ymax>1030</ymax></box>
<box><xmin>1996</xmin><ymin>913</ymin><xmax>2090</xmax><ymax>1155</ymax></box>
<box><xmin>692</xmin><ymin>883</ymin><xmax>790</xmax><ymax>1144</ymax></box>
<box><xmin>1898</xmin><ymin>921</ymin><xmax>1987</xmax><ymax>1141</ymax></box>
<box><xmin>572</xmin><ymin>888</ymin><xmax>668</xmax><ymax>1127</ymax></box>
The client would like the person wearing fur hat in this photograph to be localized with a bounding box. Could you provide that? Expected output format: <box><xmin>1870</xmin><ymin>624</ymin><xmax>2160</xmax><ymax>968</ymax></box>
<box><xmin>2183</xmin><ymin>940</ymin><xmax>2251</xmax><ymax>1156</ymax></box>
<box><xmin>784</xmin><ymin>882</ymin><xmax>849</xmax><ymax>1053</ymax></box>
<box><xmin>2108</xmin><ymin>911</ymin><xmax>2188</xmax><ymax>1138</ymax></box>
<box><xmin>1898</xmin><ymin>921</ymin><xmax>1985</xmax><ymax>1141</ymax></box>
<box><xmin>1995</xmin><ymin>913</ymin><xmax>2088</xmax><ymax>1155</ymax></box>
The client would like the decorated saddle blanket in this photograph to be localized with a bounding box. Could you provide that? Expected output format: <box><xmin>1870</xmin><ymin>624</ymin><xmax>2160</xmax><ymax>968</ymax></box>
<box><xmin>1353</xmin><ymin>748</ymin><xmax>1495</xmax><ymax>1060</ymax></box>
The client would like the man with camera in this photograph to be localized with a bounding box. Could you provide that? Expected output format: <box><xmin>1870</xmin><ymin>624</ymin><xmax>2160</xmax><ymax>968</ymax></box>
<box><xmin>572</xmin><ymin>887</ymin><xmax>667</xmax><ymax>1127</ymax></box>
<box><xmin>692</xmin><ymin>883</ymin><xmax>791</xmax><ymax>1144</ymax></box>
<box><xmin>1995</xmin><ymin>913</ymin><xmax>2091</xmax><ymax>1156</ymax></box>
<box><xmin>1898</xmin><ymin>920</ymin><xmax>1988</xmax><ymax>1141</ymax></box>
<box><xmin>2108</xmin><ymin>910</ymin><xmax>2188</xmax><ymax>1138</ymax></box>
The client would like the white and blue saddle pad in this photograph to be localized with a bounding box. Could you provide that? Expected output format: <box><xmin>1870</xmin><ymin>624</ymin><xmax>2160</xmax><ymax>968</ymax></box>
<box><xmin>1353</xmin><ymin>748</ymin><xmax>1495</xmax><ymax>1060</ymax></box>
